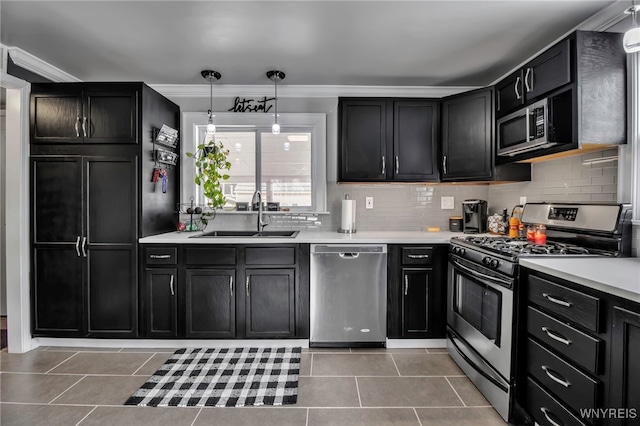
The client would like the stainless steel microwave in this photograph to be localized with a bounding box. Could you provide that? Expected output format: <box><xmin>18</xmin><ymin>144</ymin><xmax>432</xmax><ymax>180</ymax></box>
<box><xmin>497</xmin><ymin>98</ymin><xmax>562</xmax><ymax>157</ymax></box>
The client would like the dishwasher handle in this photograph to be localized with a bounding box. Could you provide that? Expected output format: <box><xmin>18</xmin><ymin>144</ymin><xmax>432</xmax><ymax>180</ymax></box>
<box><xmin>338</xmin><ymin>252</ymin><xmax>360</xmax><ymax>259</ymax></box>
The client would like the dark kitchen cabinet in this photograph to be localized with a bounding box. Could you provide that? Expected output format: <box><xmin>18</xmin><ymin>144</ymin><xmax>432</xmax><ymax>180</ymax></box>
<box><xmin>143</xmin><ymin>268</ymin><xmax>178</xmax><ymax>338</ymax></box>
<box><xmin>496</xmin><ymin>40</ymin><xmax>571</xmax><ymax>117</ymax></box>
<box><xmin>185</xmin><ymin>269</ymin><xmax>236</xmax><ymax>338</ymax></box>
<box><xmin>338</xmin><ymin>98</ymin><xmax>439</xmax><ymax>182</ymax></box>
<box><xmin>609</xmin><ymin>305</ymin><xmax>640</xmax><ymax>426</ymax></box>
<box><xmin>31</xmin><ymin>83</ymin><xmax>138</xmax><ymax>144</ymax></box>
<box><xmin>30</xmin><ymin>82</ymin><xmax>180</xmax><ymax>339</ymax></box>
<box><xmin>387</xmin><ymin>245</ymin><xmax>447</xmax><ymax>339</ymax></box>
<box><xmin>245</xmin><ymin>269</ymin><xmax>296</xmax><ymax>338</ymax></box>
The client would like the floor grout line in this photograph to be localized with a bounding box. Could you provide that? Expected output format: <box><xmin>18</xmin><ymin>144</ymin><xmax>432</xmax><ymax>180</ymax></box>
<box><xmin>413</xmin><ymin>407</ymin><xmax>424</xmax><ymax>426</ymax></box>
<box><xmin>309</xmin><ymin>353</ymin><xmax>313</xmax><ymax>376</ymax></box>
<box><xmin>131</xmin><ymin>353</ymin><xmax>157</xmax><ymax>376</ymax></box>
<box><xmin>305</xmin><ymin>407</ymin><xmax>310</xmax><ymax>426</ymax></box>
<box><xmin>74</xmin><ymin>405</ymin><xmax>97</xmax><ymax>426</ymax></box>
<box><xmin>389</xmin><ymin>353</ymin><xmax>402</xmax><ymax>376</ymax></box>
<box><xmin>445</xmin><ymin>376</ymin><xmax>467</xmax><ymax>407</ymax></box>
<box><xmin>45</xmin><ymin>351</ymin><xmax>79</xmax><ymax>374</ymax></box>
<box><xmin>189</xmin><ymin>407</ymin><xmax>203</xmax><ymax>426</ymax></box>
<box><xmin>48</xmin><ymin>374</ymin><xmax>87</xmax><ymax>405</ymax></box>
<box><xmin>354</xmin><ymin>377</ymin><xmax>363</xmax><ymax>408</ymax></box>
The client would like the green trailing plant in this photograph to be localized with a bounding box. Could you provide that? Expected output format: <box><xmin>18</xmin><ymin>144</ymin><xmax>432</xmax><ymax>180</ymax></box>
<box><xmin>185</xmin><ymin>136</ymin><xmax>231</xmax><ymax>210</ymax></box>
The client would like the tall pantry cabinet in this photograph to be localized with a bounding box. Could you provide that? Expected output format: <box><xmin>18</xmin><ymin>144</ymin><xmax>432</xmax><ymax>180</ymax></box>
<box><xmin>30</xmin><ymin>82</ymin><xmax>180</xmax><ymax>338</ymax></box>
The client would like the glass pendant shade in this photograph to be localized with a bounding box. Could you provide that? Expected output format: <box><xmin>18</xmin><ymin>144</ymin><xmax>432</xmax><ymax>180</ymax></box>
<box><xmin>272</xmin><ymin>122</ymin><xmax>280</xmax><ymax>135</ymax></box>
<box><xmin>206</xmin><ymin>122</ymin><xmax>216</xmax><ymax>135</ymax></box>
<box><xmin>624</xmin><ymin>3</ymin><xmax>640</xmax><ymax>53</ymax></box>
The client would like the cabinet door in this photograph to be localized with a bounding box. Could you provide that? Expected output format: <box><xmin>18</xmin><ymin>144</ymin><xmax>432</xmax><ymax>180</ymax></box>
<box><xmin>441</xmin><ymin>88</ymin><xmax>493</xmax><ymax>181</ymax></box>
<box><xmin>495</xmin><ymin>69</ymin><xmax>524</xmax><ymax>117</ymax></box>
<box><xmin>185</xmin><ymin>269</ymin><xmax>236</xmax><ymax>338</ymax></box>
<box><xmin>32</xmin><ymin>247</ymin><xmax>83</xmax><ymax>335</ymax></box>
<box><xmin>84</xmin><ymin>157</ymin><xmax>138</xmax><ymax>336</ymax></box>
<box><xmin>143</xmin><ymin>268</ymin><xmax>178</xmax><ymax>338</ymax></box>
<box><xmin>30</xmin><ymin>85</ymin><xmax>83</xmax><ymax>144</ymax></box>
<box><xmin>245</xmin><ymin>269</ymin><xmax>295</xmax><ymax>338</ymax></box>
<box><xmin>402</xmin><ymin>268</ymin><xmax>431</xmax><ymax>337</ymax></box>
<box><xmin>339</xmin><ymin>99</ymin><xmax>388</xmax><ymax>181</ymax></box>
<box><xmin>393</xmin><ymin>101</ymin><xmax>439</xmax><ymax>181</ymax></box>
<box><xmin>524</xmin><ymin>39</ymin><xmax>572</xmax><ymax>101</ymax></box>
<box><xmin>609</xmin><ymin>305</ymin><xmax>640</xmax><ymax>426</ymax></box>
<box><xmin>83</xmin><ymin>87</ymin><xmax>138</xmax><ymax>144</ymax></box>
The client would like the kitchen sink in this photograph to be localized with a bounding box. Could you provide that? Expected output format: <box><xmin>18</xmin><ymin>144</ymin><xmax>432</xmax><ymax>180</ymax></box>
<box><xmin>192</xmin><ymin>230</ymin><xmax>299</xmax><ymax>238</ymax></box>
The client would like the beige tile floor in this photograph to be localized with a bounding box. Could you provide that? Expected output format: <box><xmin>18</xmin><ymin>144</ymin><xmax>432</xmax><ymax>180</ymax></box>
<box><xmin>0</xmin><ymin>346</ymin><xmax>507</xmax><ymax>426</ymax></box>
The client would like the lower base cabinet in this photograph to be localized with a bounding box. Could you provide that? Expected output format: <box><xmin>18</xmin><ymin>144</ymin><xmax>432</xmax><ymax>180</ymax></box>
<box><xmin>609</xmin><ymin>306</ymin><xmax>640</xmax><ymax>426</ymax></box>
<box><xmin>141</xmin><ymin>244</ymin><xmax>309</xmax><ymax>339</ymax></box>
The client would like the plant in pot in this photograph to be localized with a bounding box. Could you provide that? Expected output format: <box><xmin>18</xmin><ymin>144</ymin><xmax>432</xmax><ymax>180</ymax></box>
<box><xmin>185</xmin><ymin>135</ymin><xmax>231</xmax><ymax>225</ymax></box>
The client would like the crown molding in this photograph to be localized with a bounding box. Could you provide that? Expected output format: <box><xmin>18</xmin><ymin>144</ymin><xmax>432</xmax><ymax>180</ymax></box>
<box><xmin>4</xmin><ymin>45</ymin><xmax>81</xmax><ymax>82</ymax></box>
<box><xmin>150</xmin><ymin>84</ymin><xmax>478</xmax><ymax>99</ymax></box>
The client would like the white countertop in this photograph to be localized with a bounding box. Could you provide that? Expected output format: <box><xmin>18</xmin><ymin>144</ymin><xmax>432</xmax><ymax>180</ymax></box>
<box><xmin>139</xmin><ymin>230</ymin><xmax>469</xmax><ymax>244</ymax></box>
<box><xmin>520</xmin><ymin>257</ymin><xmax>640</xmax><ymax>303</ymax></box>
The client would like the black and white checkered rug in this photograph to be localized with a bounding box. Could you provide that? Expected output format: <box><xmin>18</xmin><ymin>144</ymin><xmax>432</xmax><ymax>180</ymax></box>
<box><xmin>125</xmin><ymin>347</ymin><xmax>301</xmax><ymax>407</ymax></box>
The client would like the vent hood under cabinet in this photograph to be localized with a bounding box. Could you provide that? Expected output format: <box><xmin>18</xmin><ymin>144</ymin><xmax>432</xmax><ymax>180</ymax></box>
<box><xmin>496</xmin><ymin>31</ymin><xmax>627</xmax><ymax>165</ymax></box>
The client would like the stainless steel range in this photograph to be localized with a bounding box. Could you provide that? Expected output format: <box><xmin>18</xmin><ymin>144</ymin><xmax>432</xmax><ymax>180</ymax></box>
<box><xmin>446</xmin><ymin>202</ymin><xmax>632</xmax><ymax>422</ymax></box>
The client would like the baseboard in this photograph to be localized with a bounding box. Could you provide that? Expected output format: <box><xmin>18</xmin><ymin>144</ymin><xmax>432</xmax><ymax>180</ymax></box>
<box><xmin>386</xmin><ymin>338</ymin><xmax>446</xmax><ymax>349</ymax></box>
<box><xmin>33</xmin><ymin>338</ymin><xmax>310</xmax><ymax>349</ymax></box>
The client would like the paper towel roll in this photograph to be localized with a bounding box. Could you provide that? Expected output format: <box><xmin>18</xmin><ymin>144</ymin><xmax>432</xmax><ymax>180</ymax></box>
<box><xmin>341</xmin><ymin>199</ymin><xmax>356</xmax><ymax>232</ymax></box>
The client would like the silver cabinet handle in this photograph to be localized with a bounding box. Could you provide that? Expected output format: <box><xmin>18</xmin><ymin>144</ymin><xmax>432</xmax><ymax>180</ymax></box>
<box><xmin>229</xmin><ymin>276</ymin><xmax>233</xmax><ymax>296</ymax></box>
<box><xmin>404</xmin><ymin>275</ymin><xmax>409</xmax><ymax>296</ymax></box>
<box><xmin>524</xmin><ymin>68</ymin><xmax>532</xmax><ymax>92</ymax></box>
<box><xmin>81</xmin><ymin>236</ymin><xmax>87</xmax><ymax>257</ymax></box>
<box><xmin>541</xmin><ymin>326</ymin><xmax>571</xmax><ymax>346</ymax></box>
<box><xmin>381</xmin><ymin>156</ymin><xmax>386</xmax><ymax>175</ymax></box>
<box><xmin>540</xmin><ymin>407</ymin><xmax>562</xmax><ymax>426</ymax></box>
<box><xmin>542</xmin><ymin>293</ymin><xmax>572</xmax><ymax>308</ymax></box>
<box><xmin>149</xmin><ymin>254</ymin><xmax>171</xmax><ymax>259</ymax></box>
<box><xmin>75</xmin><ymin>236</ymin><xmax>81</xmax><ymax>257</ymax></box>
<box><xmin>442</xmin><ymin>155</ymin><xmax>447</xmax><ymax>175</ymax></box>
<box><xmin>395</xmin><ymin>155</ymin><xmax>399</xmax><ymax>174</ymax></box>
<box><xmin>407</xmin><ymin>254</ymin><xmax>429</xmax><ymax>259</ymax></box>
<box><xmin>245</xmin><ymin>276</ymin><xmax>250</xmax><ymax>297</ymax></box>
<box><xmin>169</xmin><ymin>275</ymin><xmax>175</xmax><ymax>296</ymax></box>
<box><xmin>339</xmin><ymin>252</ymin><xmax>360</xmax><ymax>259</ymax></box>
<box><xmin>75</xmin><ymin>116</ymin><xmax>80</xmax><ymax>137</ymax></box>
<box><xmin>541</xmin><ymin>365</ymin><xmax>571</xmax><ymax>388</ymax></box>
<box><xmin>82</xmin><ymin>116</ymin><xmax>87</xmax><ymax>137</ymax></box>
<box><xmin>514</xmin><ymin>76</ymin><xmax>521</xmax><ymax>99</ymax></box>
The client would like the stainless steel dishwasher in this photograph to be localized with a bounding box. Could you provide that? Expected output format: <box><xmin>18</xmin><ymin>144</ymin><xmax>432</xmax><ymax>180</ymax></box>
<box><xmin>310</xmin><ymin>244</ymin><xmax>387</xmax><ymax>347</ymax></box>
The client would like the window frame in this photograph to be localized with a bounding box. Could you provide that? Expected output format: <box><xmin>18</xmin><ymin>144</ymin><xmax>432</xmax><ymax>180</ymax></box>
<box><xmin>181</xmin><ymin>112</ymin><xmax>327</xmax><ymax>213</ymax></box>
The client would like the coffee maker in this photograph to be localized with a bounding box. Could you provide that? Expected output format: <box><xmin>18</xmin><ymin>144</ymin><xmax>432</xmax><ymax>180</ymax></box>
<box><xmin>462</xmin><ymin>199</ymin><xmax>488</xmax><ymax>234</ymax></box>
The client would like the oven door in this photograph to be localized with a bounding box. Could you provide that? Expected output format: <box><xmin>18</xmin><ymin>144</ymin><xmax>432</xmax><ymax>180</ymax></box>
<box><xmin>447</xmin><ymin>255</ymin><xmax>514</xmax><ymax>380</ymax></box>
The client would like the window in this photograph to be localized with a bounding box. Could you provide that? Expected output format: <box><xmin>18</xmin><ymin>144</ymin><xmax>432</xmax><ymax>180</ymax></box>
<box><xmin>181</xmin><ymin>112</ymin><xmax>326</xmax><ymax>212</ymax></box>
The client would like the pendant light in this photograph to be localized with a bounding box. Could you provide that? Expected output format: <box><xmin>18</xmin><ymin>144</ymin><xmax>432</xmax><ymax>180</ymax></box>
<box><xmin>267</xmin><ymin>70</ymin><xmax>285</xmax><ymax>135</ymax></box>
<box><xmin>201</xmin><ymin>70</ymin><xmax>221</xmax><ymax>134</ymax></box>
<box><xmin>624</xmin><ymin>0</ymin><xmax>640</xmax><ymax>53</ymax></box>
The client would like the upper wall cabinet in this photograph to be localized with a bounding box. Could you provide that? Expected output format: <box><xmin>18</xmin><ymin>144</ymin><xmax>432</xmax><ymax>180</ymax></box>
<box><xmin>338</xmin><ymin>98</ymin><xmax>439</xmax><ymax>182</ymax></box>
<box><xmin>496</xmin><ymin>39</ymin><xmax>571</xmax><ymax>118</ymax></box>
<box><xmin>31</xmin><ymin>83</ymin><xmax>139</xmax><ymax>144</ymax></box>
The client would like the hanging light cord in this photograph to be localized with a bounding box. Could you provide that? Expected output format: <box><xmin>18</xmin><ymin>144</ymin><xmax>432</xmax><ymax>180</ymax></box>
<box><xmin>274</xmin><ymin>75</ymin><xmax>278</xmax><ymax>124</ymax></box>
<box><xmin>208</xmin><ymin>73</ymin><xmax>213</xmax><ymax>122</ymax></box>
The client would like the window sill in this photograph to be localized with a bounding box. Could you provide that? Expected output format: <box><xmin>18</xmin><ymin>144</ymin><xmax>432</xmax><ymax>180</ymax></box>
<box><xmin>214</xmin><ymin>210</ymin><xmax>330</xmax><ymax>215</ymax></box>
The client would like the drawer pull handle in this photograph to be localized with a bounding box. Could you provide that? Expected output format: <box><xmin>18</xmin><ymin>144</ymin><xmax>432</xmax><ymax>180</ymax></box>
<box><xmin>542</xmin><ymin>293</ymin><xmax>572</xmax><ymax>308</ymax></box>
<box><xmin>229</xmin><ymin>276</ymin><xmax>233</xmax><ymax>296</ymax></box>
<box><xmin>246</xmin><ymin>277</ymin><xmax>250</xmax><ymax>297</ymax></box>
<box><xmin>407</xmin><ymin>254</ymin><xmax>430</xmax><ymax>259</ymax></box>
<box><xmin>169</xmin><ymin>275</ymin><xmax>174</xmax><ymax>296</ymax></box>
<box><xmin>541</xmin><ymin>326</ymin><xmax>572</xmax><ymax>346</ymax></box>
<box><xmin>540</xmin><ymin>407</ymin><xmax>563</xmax><ymax>426</ymax></box>
<box><xmin>541</xmin><ymin>365</ymin><xmax>571</xmax><ymax>388</ymax></box>
<box><xmin>150</xmin><ymin>254</ymin><xmax>171</xmax><ymax>259</ymax></box>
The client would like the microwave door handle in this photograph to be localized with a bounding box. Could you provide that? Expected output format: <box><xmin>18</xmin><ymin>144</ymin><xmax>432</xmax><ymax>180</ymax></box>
<box><xmin>525</xmin><ymin>107</ymin><xmax>532</xmax><ymax>141</ymax></box>
<box><xmin>451</xmin><ymin>258</ymin><xmax>512</xmax><ymax>287</ymax></box>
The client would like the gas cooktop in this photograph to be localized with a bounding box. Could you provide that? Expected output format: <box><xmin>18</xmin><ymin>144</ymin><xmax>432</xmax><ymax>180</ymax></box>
<box><xmin>453</xmin><ymin>236</ymin><xmax>593</xmax><ymax>257</ymax></box>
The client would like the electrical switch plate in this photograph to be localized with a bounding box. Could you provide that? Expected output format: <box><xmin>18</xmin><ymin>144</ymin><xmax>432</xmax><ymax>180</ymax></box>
<box><xmin>365</xmin><ymin>197</ymin><xmax>374</xmax><ymax>209</ymax></box>
<box><xmin>441</xmin><ymin>196</ymin><xmax>455</xmax><ymax>210</ymax></box>
<box><xmin>520</xmin><ymin>196</ymin><xmax>527</xmax><ymax>205</ymax></box>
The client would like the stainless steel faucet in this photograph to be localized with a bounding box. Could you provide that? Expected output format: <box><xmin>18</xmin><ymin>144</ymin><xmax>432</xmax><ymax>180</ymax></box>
<box><xmin>251</xmin><ymin>190</ymin><xmax>268</xmax><ymax>232</ymax></box>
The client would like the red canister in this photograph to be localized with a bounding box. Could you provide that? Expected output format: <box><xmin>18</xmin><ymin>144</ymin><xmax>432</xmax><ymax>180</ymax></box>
<box><xmin>534</xmin><ymin>224</ymin><xmax>547</xmax><ymax>245</ymax></box>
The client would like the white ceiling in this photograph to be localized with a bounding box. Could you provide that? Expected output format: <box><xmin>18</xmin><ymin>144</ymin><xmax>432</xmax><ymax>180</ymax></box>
<box><xmin>0</xmin><ymin>1</ymin><xmax>631</xmax><ymax>88</ymax></box>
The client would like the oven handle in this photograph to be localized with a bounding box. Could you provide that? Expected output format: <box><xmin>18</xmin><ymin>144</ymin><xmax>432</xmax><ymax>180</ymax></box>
<box><xmin>447</xmin><ymin>330</ymin><xmax>509</xmax><ymax>392</ymax></box>
<box><xmin>450</xmin><ymin>257</ymin><xmax>512</xmax><ymax>288</ymax></box>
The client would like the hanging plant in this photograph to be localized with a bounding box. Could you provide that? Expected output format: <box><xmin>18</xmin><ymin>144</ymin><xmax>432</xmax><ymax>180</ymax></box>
<box><xmin>185</xmin><ymin>135</ymin><xmax>231</xmax><ymax>210</ymax></box>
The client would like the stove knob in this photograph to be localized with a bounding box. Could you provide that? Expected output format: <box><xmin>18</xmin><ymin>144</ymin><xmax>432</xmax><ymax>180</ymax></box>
<box><xmin>490</xmin><ymin>259</ymin><xmax>500</xmax><ymax>268</ymax></box>
<box><xmin>482</xmin><ymin>256</ymin><xmax>491</xmax><ymax>265</ymax></box>
<box><xmin>458</xmin><ymin>248</ymin><xmax>465</xmax><ymax>256</ymax></box>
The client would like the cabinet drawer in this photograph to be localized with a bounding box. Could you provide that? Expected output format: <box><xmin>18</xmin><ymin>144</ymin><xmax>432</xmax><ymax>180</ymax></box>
<box><xmin>245</xmin><ymin>247</ymin><xmax>295</xmax><ymax>265</ymax></box>
<box><xmin>145</xmin><ymin>247</ymin><xmax>177</xmax><ymax>265</ymax></box>
<box><xmin>527</xmin><ymin>338</ymin><xmax>599</xmax><ymax>414</ymax></box>
<box><xmin>528</xmin><ymin>306</ymin><xmax>602</xmax><ymax>375</ymax></box>
<box><xmin>525</xmin><ymin>377</ymin><xmax>587</xmax><ymax>426</ymax></box>
<box><xmin>184</xmin><ymin>247</ymin><xmax>237</xmax><ymax>266</ymax></box>
<box><xmin>529</xmin><ymin>275</ymin><xmax>600</xmax><ymax>333</ymax></box>
<box><xmin>402</xmin><ymin>247</ymin><xmax>433</xmax><ymax>265</ymax></box>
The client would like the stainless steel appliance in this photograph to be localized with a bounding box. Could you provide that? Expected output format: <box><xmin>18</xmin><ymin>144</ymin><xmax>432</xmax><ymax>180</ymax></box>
<box><xmin>462</xmin><ymin>199</ymin><xmax>488</xmax><ymax>234</ymax></box>
<box><xmin>310</xmin><ymin>244</ymin><xmax>387</xmax><ymax>347</ymax></box>
<box><xmin>447</xmin><ymin>202</ymin><xmax>632</xmax><ymax>422</ymax></box>
<box><xmin>497</xmin><ymin>91</ymin><xmax>572</xmax><ymax>158</ymax></box>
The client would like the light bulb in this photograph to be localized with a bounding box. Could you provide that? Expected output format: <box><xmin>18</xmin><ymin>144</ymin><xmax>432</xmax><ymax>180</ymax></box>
<box><xmin>624</xmin><ymin>26</ymin><xmax>640</xmax><ymax>53</ymax></box>
<box><xmin>283</xmin><ymin>142</ymin><xmax>291</xmax><ymax>151</ymax></box>
<box><xmin>272</xmin><ymin>122</ymin><xmax>280</xmax><ymax>135</ymax></box>
<box><xmin>206</xmin><ymin>122</ymin><xmax>216</xmax><ymax>135</ymax></box>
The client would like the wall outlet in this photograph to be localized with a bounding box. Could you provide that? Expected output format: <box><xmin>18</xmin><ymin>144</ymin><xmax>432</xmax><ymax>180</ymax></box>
<box><xmin>441</xmin><ymin>196</ymin><xmax>455</xmax><ymax>210</ymax></box>
<box><xmin>365</xmin><ymin>197</ymin><xmax>374</xmax><ymax>209</ymax></box>
<box><xmin>520</xmin><ymin>196</ymin><xmax>527</xmax><ymax>205</ymax></box>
